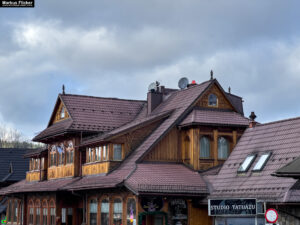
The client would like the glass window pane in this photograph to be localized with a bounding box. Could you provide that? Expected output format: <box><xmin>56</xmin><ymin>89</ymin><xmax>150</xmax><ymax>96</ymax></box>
<box><xmin>208</xmin><ymin>94</ymin><xmax>217</xmax><ymax>106</ymax></box>
<box><xmin>253</xmin><ymin>153</ymin><xmax>271</xmax><ymax>171</ymax></box>
<box><xmin>200</xmin><ymin>137</ymin><xmax>210</xmax><ymax>158</ymax></box>
<box><xmin>113</xmin><ymin>145</ymin><xmax>122</xmax><ymax>161</ymax></box>
<box><xmin>127</xmin><ymin>199</ymin><xmax>136</xmax><ymax>225</ymax></box>
<box><xmin>89</xmin><ymin>200</ymin><xmax>97</xmax><ymax>225</ymax></box>
<box><xmin>218</xmin><ymin>137</ymin><xmax>229</xmax><ymax>159</ymax></box>
<box><xmin>113</xmin><ymin>199</ymin><xmax>122</xmax><ymax>225</ymax></box>
<box><xmin>101</xmin><ymin>199</ymin><xmax>109</xmax><ymax>225</ymax></box>
<box><xmin>43</xmin><ymin>208</ymin><xmax>48</xmax><ymax>225</ymax></box>
<box><xmin>238</xmin><ymin>155</ymin><xmax>256</xmax><ymax>172</ymax></box>
<box><xmin>36</xmin><ymin>208</ymin><xmax>41</xmax><ymax>225</ymax></box>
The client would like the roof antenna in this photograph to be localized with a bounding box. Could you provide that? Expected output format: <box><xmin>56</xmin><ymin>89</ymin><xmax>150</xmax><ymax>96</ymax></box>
<box><xmin>228</xmin><ymin>87</ymin><xmax>231</xmax><ymax>94</ymax></box>
<box><xmin>62</xmin><ymin>85</ymin><xmax>65</xmax><ymax>95</ymax></box>
<box><xmin>210</xmin><ymin>70</ymin><xmax>213</xmax><ymax>80</ymax></box>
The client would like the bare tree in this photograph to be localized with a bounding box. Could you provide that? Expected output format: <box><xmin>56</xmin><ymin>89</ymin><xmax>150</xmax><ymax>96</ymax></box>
<box><xmin>0</xmin><ymin>124</ymin><xmax>43</xmax><ymax>148</ymax></box>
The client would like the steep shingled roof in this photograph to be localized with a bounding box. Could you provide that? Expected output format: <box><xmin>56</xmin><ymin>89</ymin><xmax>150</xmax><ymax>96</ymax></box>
<box><xmin>33</xmin><ymin>94</ymin><xmax>145</xmax><ymax>141</ymax></box>
<box><xmin>209</xmin><ymin>116</ymin><xmax>300</xmax><ymax>202</ymax></box>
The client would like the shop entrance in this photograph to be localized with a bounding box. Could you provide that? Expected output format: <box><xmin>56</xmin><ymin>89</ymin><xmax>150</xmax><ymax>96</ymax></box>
<box><xmin>138</xmin><ymin>212</ymin><xmax>168</xmax><ymax>225</ymax></box>
<box><xmin>214</xmin><ymin>217</ymin><xmax>265</xmax><ymax>225</ymax></box>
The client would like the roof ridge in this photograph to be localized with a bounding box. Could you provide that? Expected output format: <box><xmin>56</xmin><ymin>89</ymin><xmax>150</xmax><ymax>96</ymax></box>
<box><xmin>258</xmin><ymin>116</ymin><xmax>300</xmax><ymax>127</ymax></box>
<box><xmin>60</xmin><ymin>93</ymin><xmax>146</xmax><ymax>103</ymax></box>
<box><xmin>226</xmin><ymin>92</ymin><xmax>243</xmax><ymax>99</ymax></box>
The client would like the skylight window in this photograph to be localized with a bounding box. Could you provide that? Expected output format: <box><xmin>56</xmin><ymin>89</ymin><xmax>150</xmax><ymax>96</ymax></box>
<box><xmin>238</xmin><ymin>154</ymin><xmax>256</xmax><ymax>172</ymax></box>
<box><xmin>252</xmin><ymin>152</ymin><xmax>271</xmax><ymax>171</ymax></box>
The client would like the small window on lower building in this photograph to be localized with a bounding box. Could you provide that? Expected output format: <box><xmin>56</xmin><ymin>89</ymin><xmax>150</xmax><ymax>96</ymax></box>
<box><xmin>42</xmin><ymin>208</ymin><xmax>48</xmax><ymax>225</ymax></box>
<box><xmin>50</xmin><ymin>208</ymin><xmax>56</xmax><ymax>225</ymax></box>
<box><xmin>238</xmin><ymin>154</ymin><xmax>256</xmax><ymax>172</ymax></box>
<box><xmin>113</xmin><ymin>198</ymin><xmax>122</xmax><ymax>225</ymax></box>
<box><xmin>252</xmin><ymin>152</ymin><xmax>271</xmax><ymax>171</ymax></box>
<box><xmin>36</xmin><ymin>208</ymin><xmax>41</xmax><ymax>225</ymax></box>
<box><xmin>29</xmin><ymin>208</ymin><xmax>34</xmax><ymax>225</ymax></box>
<box><xmin>101</xmin><ymin>199</ymin><xmax>109</xmax><ymax>225</ymax></box>
<box><xmin>89</xmin><ymin>199</ymin><xmax>97</xmax><ymax>225</ymax></box>
<box><xmin>126</xmin><ymin>198</ymin><xmax>136</xmax><ymax>225</ymax></box>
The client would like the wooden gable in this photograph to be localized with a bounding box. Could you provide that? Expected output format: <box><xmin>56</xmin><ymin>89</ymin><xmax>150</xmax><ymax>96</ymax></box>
<box><xmin>50</xmin><ymin>99</ymin><xmax>70</xmax><ymax>125</ymax></box>
<box><xmin>195</xmin><ymin>83</ymin><xmax>235</xmax><ymax>111</ymax></box>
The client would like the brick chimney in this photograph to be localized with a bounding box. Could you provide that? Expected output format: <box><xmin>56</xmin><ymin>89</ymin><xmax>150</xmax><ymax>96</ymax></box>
<box><xmin>147</xmin><ymin>83</ymin><xmax>164</xmax><ymax>114</ymax></box>
<box><xmin>249</xmin><ymin>111</ymin><xmax>257</xmax><ymax>128</ymax></box>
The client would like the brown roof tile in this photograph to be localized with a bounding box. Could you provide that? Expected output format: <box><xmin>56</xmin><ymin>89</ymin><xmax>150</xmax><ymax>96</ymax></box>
<box><xmin>33</xmin><ymin>95</ymin><xmax>145</xmax><ymax>141</ymax></box>
<box><xmin>179</xmin><ymin>109</ymin><xmax>249</xmax><ymax>127</ymax></box>
<box><xmin>209</xmin><ymin>116</ymin><xmax>300</xmax><ymax>202</ymax></box>
<box><xmin>125</xmin><ymin>163</ymin><xmax>208</xmax><ymax>195</ymax></box>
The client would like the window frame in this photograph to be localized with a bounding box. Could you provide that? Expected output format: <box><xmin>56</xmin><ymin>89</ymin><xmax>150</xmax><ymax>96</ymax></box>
<box><xmin>208</xmin><ymin>93</ymin><xmax>218</xmax><ymax>107</ymax></box>
<box><xmin>217</xmin><ymin>137</ymin><xmax>230</xmax><ymax>159</ymax></box>
<box><xmin>100</xmin><ymin>198</ymin><xmax>110</xmax><ymax>225</ymax></box>
<box><xmin>113</xmin><ymin>198</ymin><xmax>122</xmax><ymax>225</ymax></box>
<box><xmin>89</xmin><ymin>199</ymin><xmax>98</xmax><ymax>225</ymax></box>
<box><xmin>126</xmin><ymin>198</ymin><xmax>136</xmax><ymax>225</ymax></box>
<box><xmin>237</xmin><ymin>154</ymin><xmax>257</xmax><ymax>173</ymax></box>
<box><xmin>199</xmin><ymin>136</ymin><xmax>211</xmax><ymax>159</ymax></box>
<box><xmin>252</xmin><ymin>152</ymin><xmax>272</xmax><ymax>172</ymax></box>
<box><xmin>113</xmin><ymin>144</ymin><xmax>122</xmax><ymax>161</ymax></box>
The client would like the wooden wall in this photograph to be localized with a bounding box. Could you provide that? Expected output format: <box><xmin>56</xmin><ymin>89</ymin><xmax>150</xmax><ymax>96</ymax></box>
<box><xmin>52</xmin><ymin>101</ymin><xmax>70</xmax><ymax>124</ymax></box>
<box><xmin>48</xmin><ymin>164</ymin><xmax>75</xmax><ymax>179</ymax></box>
<box><xmin>143</xmin><ymin>128</ymin><xmax>180</xmax><ymax>162</ymax></box>
<box><xmin>26</xmin><ymin>170</ymin><xmax>47</xmax><ymax>182</ymax></box>
<box><xmin>82</xmin><ymin>162</ymin><xmax>109</xmax><ymax>175</ymax></box>
<box><xmin>195</xmin><ymin>83</ymin><xmax>234</xmax><ymax>110</ymax></box>
<box><xmin>188</xmin><ymin>204</ymin><xmax>212</xmax><ymax>225</ymax></box>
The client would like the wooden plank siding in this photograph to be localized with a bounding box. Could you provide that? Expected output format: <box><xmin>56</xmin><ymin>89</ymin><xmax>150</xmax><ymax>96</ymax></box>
<box><xmin>26</xmin><ymin>170</ymin><xmax>47</xmax><ymax>182</ymax></box>
<box><xmin>143</xmin><ymin>128</ymin><xmax>180</xmax><ymax>162</ymax></box>
<box><xmin>48</xmin><ymin>164</ymin><xmax>75</xmax><ymax>179</ymax></box>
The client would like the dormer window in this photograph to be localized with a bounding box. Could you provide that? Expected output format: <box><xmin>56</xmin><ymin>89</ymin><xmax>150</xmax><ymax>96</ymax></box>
<box><xmin>60</xmin><ymin>106</ymin><xmax>65</xmax><ymax>118</ymax></box>
<box><xmin>208</xmin><ymin>94</ymin><xmax>218</xmax><ymax>106</ymax></box>
<box><xmin>238</xmin><ymin>154</ymin><xmax>256</xmax><ymax>172</ymax></box>
<box><xmin>252</xmin><ymin>152</ymin><xmax>271</xmax><ymax>171</ymax></box>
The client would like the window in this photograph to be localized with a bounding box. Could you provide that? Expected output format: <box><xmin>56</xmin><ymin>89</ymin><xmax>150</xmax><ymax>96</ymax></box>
<box><xmin>200</xmin><ymin>136</ymin><xmax>210</xmax><ymax>158</ymax></box>
<box><xmin>50</xmin><ymin>146</ymin><xmax>57</xmax><ymax>167</ymax></box>
<box><xmin>218</xmin><ymin>137</ymin><xmax>229</xmax><ymax>159</ymax></box>
<box><xmin>57</xmin><ymin>144</ymin><xmax>65</xmax><ymax>165</ymax></box>
<box><xmin>208</xmin><ymin>94</ymin><xmax>218</xmax><ymax>106</ymax></box>
<box><xmin>42</xmin><ymin>201</ymin><xmax>48</xmax><ymax>225</ymax></box>
<box><xmin>98</xmin><ymin>147</ymin><xmax>102</xmax><ymax>161</ymax></box>
<box><xmin>103</xmin><ymin>146</ymin><xmax>107</xmax><ymax>161</ymax></box>
<box><xmin>13</xmin><ymin>200</ymin><xmax>18</xmax><ymax>223</ymax></box>
<box><xmin>29</xmin><ymin>208</ymin><xmax>34</xmax><ymax>225</ymax></box>
<box><xmin>126</xmin><ymin>199</ymin><xmax>136</xmax><ymax>225</ymax></box>
<box><xmin>89</xmin><ymin>199</ymin><xmax>97</xmax><ymax>225</ymax></box>
<box><xmin>36</xmin><ymin>208</ymin><xmax>41</xmax><ymax>225</ymax></box>
<box><xmin>252</xmin><ymin>152</ymin><xmax>271</xmax><ymax>171</ymax></box>
<box><xmin>41</xmin><ymin>158</ymin><xmax>45</xmax><ymax>170</ymax></box>
<box><xmin>101</xmin><ymin>199</ymin><xmax>109</xmax><ymax>225</ymax></box>
<box><xmin>50</xmin><ymin>200</ymin><xmax>55</xmax><ymax>225</ymax></box>
<box><xmin>238</xmin><ymin>154</ymin><xmax>256</xmax><ymax>172</ymax></box>
<box><xmin>87</xmin><ymin>148</ymin><xmax>92</xmax><ymax>163</ymax></box>
<box><xmin>113</xmin><ymin>199</ymin><xmax>122</xmax><ymax>225</ymax></box>
<box><xmin>113</xmin><ymin>145</ymin><xmax>122</xmax><ymax>161</ymax></box>
<box><xmin>50</xmin><ymin>208</ymin><xmax>55</xmax><ymax>225</ymax></box>
<box><xmin>67</xmin><ymin>141</ymin><xmax>74</xmax><ymax>164</ymax></box>
<box><xmin>60</xmin><ymin>106</ymin><xmax>65</xmax><ymax>119</ymax></box>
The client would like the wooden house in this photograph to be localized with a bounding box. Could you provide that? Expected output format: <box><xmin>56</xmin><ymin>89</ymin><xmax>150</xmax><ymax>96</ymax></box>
<box><xmin>0</xmin><ymin>77</ymin><xmax>250</xmax><ymax>225</ymax></box>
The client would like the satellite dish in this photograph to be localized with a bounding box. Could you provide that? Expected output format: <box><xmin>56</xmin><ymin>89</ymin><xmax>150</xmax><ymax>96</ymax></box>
<box><xmin>148</xmin><ymin>82</ymin><xmax>157</xmax><ymax>92</ymax></box>
<box><xmin>178</xmin><ymin>77</ymin><xmax>189</xmax><ymax>89</ymax></box>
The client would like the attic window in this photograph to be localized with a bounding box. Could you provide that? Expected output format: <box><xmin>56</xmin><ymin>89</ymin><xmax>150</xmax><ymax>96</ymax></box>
<box><xmin>252</xmin><ymin>152</ymin><xmax>271</xmax><ymax>171</ymax></box>
<box><xmin>238</xmin><ymin>154</ymin><xmax>256</xmax><ymax>172</ymax></box>
<box><xmin>60</xmin><ymin>106</ymin><xmax>65</xmax><ymax>118</ymax></box>
<box><xmin>208</xmin><ymin>94</ymin><xmax>218</xmax><ymax>106</ymax></box>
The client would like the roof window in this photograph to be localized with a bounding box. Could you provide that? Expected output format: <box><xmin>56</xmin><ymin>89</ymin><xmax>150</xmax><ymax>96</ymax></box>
<box><xmin>238</xmin><ymin>154</ymin><xmax>256</xmax><ymax>172</ymax></box>
<box><xmin>252</xmin><ymin>152</ymin><xmax>271</xmax><ymax>171</ymax></box>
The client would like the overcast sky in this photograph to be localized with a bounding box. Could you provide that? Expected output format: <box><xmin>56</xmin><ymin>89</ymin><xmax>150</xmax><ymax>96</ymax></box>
<box><xmin>0</xmin><ymin>0</ymin><xmax>300</xmax><ymax>140</ymax></box>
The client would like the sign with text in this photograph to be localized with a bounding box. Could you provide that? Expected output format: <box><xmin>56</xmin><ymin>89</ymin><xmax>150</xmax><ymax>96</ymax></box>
<box><xmin>0</xmin><ymin>0</ymin><xmax>34</xmax><ymax>7</ymax></box>
<box><xmin>208</xmin><ymin>199</ymin><xmax>257</xmax><ymax>216</ymax></box>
